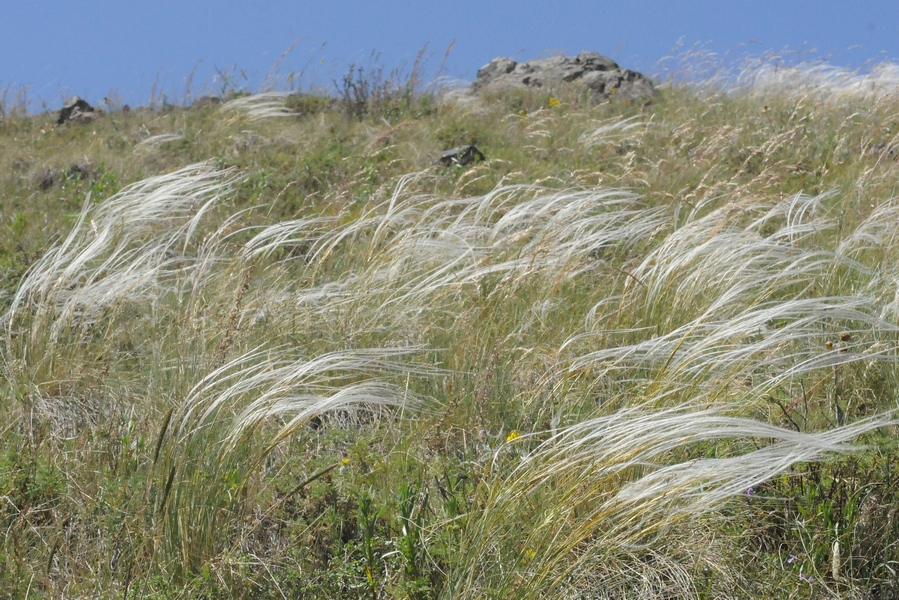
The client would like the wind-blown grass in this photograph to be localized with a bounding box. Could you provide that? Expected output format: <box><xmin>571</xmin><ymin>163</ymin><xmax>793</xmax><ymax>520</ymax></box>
<box><xmin>737</xmin><ymin>59</ymin><xmax>899</xmax><ymax>102</ymax></box>
<box><xmin>221</xmin><ymin>91</ymin><xmax>297</xmax><ymax>121</ymax></box>
<box><xmin>4</xmin><ymin>54</ymin><xmax>899</xmax><ymax>598</ymax></box>
<box><xmin>447</xmin><ymin>409</ymin><xmax>897</xmax><ymax>598</ymax></box>
<box><xmin>8</xmin><ymin>158</ymin><xmax>898</xmax><ymax>596</ymax></box>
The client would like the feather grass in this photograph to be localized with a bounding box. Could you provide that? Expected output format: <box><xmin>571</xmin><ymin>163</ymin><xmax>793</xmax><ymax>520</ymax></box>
<box><xmin>221</xmin><ymin>92</ymin><xmax>296</xmax><ymax>121</ymax></box>
<box><xmin>446</xmin><ymin>408</ymin><xmax>897</xmax><ymax>598</ymax></box>
<box><xmin>5</xmin><ymin>66</ymin><xmax>899</xmax><ymax>594</ymax></box>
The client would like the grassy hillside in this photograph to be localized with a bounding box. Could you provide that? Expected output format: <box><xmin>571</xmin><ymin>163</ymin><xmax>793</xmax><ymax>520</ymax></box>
<box><xmin>2</xmin><ymin>59</ymin><xmax>899</xmax><ymax>598</ymax></box>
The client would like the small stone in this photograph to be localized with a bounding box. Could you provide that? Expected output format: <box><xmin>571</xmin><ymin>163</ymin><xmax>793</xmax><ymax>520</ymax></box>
<box><xmin>439</xmin><ymin>145</ymin><xmax>486</xmax><ymax>166</ymax></box>
<box><xmin>57</xmin><ymin>96</ymin><xmax>96</xmax><ymax>125</ymax></box>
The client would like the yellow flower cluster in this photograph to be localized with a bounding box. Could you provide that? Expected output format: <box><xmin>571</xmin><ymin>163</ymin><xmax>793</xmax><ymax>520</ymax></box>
<box><xmin>548</xmin><ymin>97</ymin><xmax>561</xmax><ymax>107</ymax></box>
<box><xmin>506</xmin><ymin>430</ymin><xmax>521</xmax><ymax>442</ymax></box>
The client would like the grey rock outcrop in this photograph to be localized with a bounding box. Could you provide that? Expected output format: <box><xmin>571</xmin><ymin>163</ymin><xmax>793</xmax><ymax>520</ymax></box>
<box><xmin>472</xmin><ymin>52</ymin><xmax>656</xmax><ymax>103</ymax></box>
<box><xmin>57</xmin><ymin>96</ymin><xmax>96</xmax><ymax>125</ymax></box>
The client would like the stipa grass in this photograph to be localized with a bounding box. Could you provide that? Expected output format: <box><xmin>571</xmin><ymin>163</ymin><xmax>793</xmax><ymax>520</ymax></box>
<box><xmin>153</xmin><ymin>345</ymin><xmax>429</xmax><ymax>577</ymax></box>
<box><xmin>2</xmin><ymin>163</ymin><xmax>244</xmax><ymax>440</ymax></box>
<box><xmin>446</xmin><ymin>409</ymin><xmax>898</xmax><ymax>599</ymax></box>
<box><xmin>4</xmin><ymin>57</ymin><xmax>899</xmax><ymax>597</ymax></box>
<box><xmin>5</xmin><ymin>157</ymin><xmax>898</xmax><ymax>597</ymax></box>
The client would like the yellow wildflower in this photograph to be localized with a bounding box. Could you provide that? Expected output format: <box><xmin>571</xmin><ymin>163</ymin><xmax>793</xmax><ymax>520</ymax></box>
<box><xmin>506</xmin><ymin>430</ymin><xmax>521</xmax><ymax>442</ymax></box>
<box><xmin>341</xmin><ymin>457</ymin><xmax>350</xmax><ymax>465</ymax></box>
<box><xmin>548</xmin><ymin>97</ymin><xmax>561</xmax><ymax>107</ymax></box>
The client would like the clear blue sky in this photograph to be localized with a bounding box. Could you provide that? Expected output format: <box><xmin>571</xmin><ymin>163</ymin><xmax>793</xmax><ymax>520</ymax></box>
<box><xmin>2</xmin><ymin>1</ymin><xmax>897</xmax><ymax>109</ymax></box>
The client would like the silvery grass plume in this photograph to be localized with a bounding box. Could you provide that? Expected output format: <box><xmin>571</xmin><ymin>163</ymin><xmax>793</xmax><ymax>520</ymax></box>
<box><xmin>221</xmin><ymin>91</ymin><xmax>296</xmax><ymax>121</ymax></box>
<box><xmin>838</xmin><ymin>199</ymin><xmax>899</xmax><ymax>316</ymax></box>
<box><xmin>152</xmin><ymin>344</ymin><xmax>431</xmax><ymax>574</ymax></box>
<box><xmin>133</xmin><ymin>132</ymin><xmax>187</xmax><ymax>155</ymax></box>
<box><xmin>553</xmin><ymin>189</ymin><xmax>899</xmax><ymax>419</ymax></box>
<box><xmin>359</xmin><ymin>188</ymin><xmax>665</xmax><ymax>318</ymax></box>
<box><xmin>838</xmin><ymin>198</ymin><xmax>899</xmax><ymax>260</ymax></box>
<box><xmin>171</xmin><ymin>345</ymin><xmax>428</xmax><ymax>453</ymax></box>
<box><xmin>0</xmin><ymin>162</ymin><xmax>441</xmax><ymax>572</ymax></box>
<box><xmin>1</xmin><ymin>163</ymin><xmax>243</xmax><ymax>421</ymax></box>
<box><xmin>628</xmin><ymin>191</ymin><xmax>841</xmax><ymax>324</ymax></box>
<box><xmin>664</xmin><ymin>46</ymin><xmax>899</xmax><ymax>105</ymax></box>
<box><xmin>736</xmin><ymin>58</ymin><xmax>899</xmax><ymax>102</ymax></box>
<box><xmin>566</xmin><ymin>296</ymin><xmax>899</xmax><ymax>416</ymax></box>
<box><xmin>255</xmin><ymin>176</ymin><xmax>669</xmax><ymax>341</ymax></box>
<box><xmin>459</xmin><ymin>185</ymin><xmax>899</xmax><ymax>596</ymax></box>
<box><xmin>579</xmin><ymin>115</ymin><xmax>648</xmax><ymax>150</ymax></box>
<box><xmin>4</xmin><ymin>162</ymin><xmax>240</xmax><ymax>335</ymax></box>
<box><xmin>0</xmin><ymin>160</ymin><xmax>438</xmax><ymax>574</ymax></box>
<box><xmin>239</xmin><ymin>215</ymin><xmax>337</xmax><ymax>261</ymax></box>
<box><xmin>446</xmin><ymin>408</ymin><xmax>898</xmax><ymax>599</ymax></box>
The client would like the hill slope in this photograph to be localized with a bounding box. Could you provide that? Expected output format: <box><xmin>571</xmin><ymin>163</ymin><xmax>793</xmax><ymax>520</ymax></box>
<box><xmin>2</xmin><ymin>61</ymin><xmax>899</xmax><ymax>598</ymax></box>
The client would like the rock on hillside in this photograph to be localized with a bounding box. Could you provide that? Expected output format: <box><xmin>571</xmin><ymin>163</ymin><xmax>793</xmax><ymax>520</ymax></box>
<box><xmin>57</xmin><ymin>96</ymin><xmax>97</xmax><ymax>125</ymax></box>
<box><xmin>472</xmin><ymin>51</ymin><xmax>656</xmax><ymax>103</ymax></box>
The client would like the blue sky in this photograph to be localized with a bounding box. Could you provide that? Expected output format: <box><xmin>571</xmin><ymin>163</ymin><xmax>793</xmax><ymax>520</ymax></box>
<box><xmin>2</xmin><ymin>1</ymin><xmax>897</xmax><ymax>109</ymax></box>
